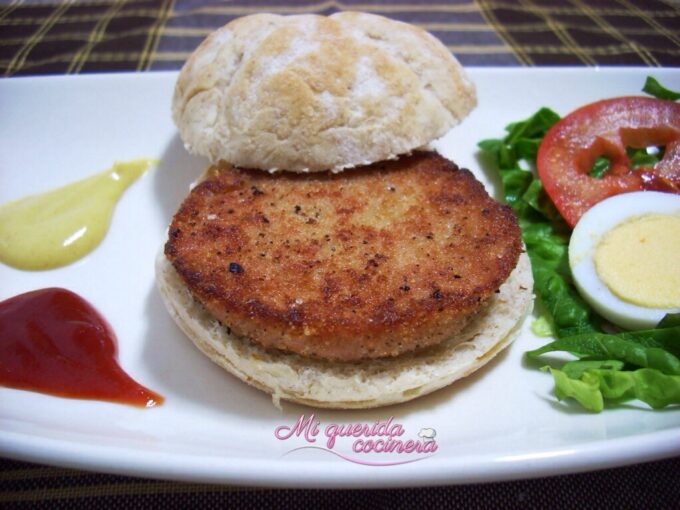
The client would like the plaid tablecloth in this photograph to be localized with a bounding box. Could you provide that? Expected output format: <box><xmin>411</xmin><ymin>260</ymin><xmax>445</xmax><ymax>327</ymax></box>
<box><xmin>1</xmin><ymin>0</ymin><xmax>679</xmax><ymax>76</ymax></box>
<box><xmin>1</xmin><ymin>0</ymin><xmax>680</xmax><ymax>507</ymax></box>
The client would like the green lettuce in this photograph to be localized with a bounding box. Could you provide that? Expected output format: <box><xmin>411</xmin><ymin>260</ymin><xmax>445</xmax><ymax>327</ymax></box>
<box><xmin>531</xmin><ymin>316</ymin><xmax>554</xmax><ymax>338</ymax></box>
<box><xmin>561</xmin><ymin>360</ymin><xmax>624</xmax><ymax>379</ymax></box>
<box><xmin>588</xmin><ymin>156</ymin><xmax>610</xmax><ymax>179</ymax></box>
<box><xmin>528</xmin><ymin>333</ymin><xmax>680</xmax><ymax>375</ymax></box>
<box><xmin>545</xmin><ymin>367</ymin><xmax>680</xmax><ymax>412</ymax></box>
<box><xmin>642</xmin><ymin>76</ymin><xmax>680</xmax><ymax>101</ymax></box>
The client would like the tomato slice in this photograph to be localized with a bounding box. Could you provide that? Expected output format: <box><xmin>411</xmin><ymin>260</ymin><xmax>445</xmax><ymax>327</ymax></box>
<box><xmin>537</xmin><ymin>97</ymin><xmax>680</xmax><ymax>228</ymax></box>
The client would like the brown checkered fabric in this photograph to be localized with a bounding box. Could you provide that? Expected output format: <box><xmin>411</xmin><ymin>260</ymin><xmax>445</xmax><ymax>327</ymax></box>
<box><xmin>1</xmin><ymin>0</ymin><xmax>172</xmax><ymax>75</ymax></box>
<box><xmin>1</xmin><ymin>0</ymin><xmax>679</xmax><ymax>76</ymax></box>
<box><xmin>1</xmin><ymin>456</ymin><xmax>680</xmax><ymax>508</ymax></box>
<box><xmin>476</xmin><ymin>0</ymin><xmax>680</xmax><ymax>66</ymax></box>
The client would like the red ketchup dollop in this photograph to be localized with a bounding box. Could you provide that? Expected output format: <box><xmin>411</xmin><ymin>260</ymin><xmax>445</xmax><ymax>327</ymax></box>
<box><xmin>0</xmin><ymin>288</ymin><xmax>163</xmax><ymax>407</ymax></box>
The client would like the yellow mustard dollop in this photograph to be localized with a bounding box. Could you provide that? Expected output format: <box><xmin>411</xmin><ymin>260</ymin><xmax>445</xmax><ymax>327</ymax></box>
<box><xmin>0</xmin><ymin>159</ymin><xmax>155</xmax><ymax>271</ymax></box>
<box><xmin>594</xmin><ymin>213</ymin><xmax>680</xmax><ymax>308</ymax></box>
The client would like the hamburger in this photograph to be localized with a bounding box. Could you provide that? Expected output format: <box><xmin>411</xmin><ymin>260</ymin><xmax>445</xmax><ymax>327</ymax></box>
<box><xmin>156</xmin><ymin>12</ymin><xmax>534</xmax><ymax>409</ymax></box>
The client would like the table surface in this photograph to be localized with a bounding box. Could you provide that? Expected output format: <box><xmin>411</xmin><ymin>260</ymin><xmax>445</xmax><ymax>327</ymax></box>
<box><xmin>1</xmin><ymin>0</ymin><xmax>680</xmax><ymax>507</ymax></box>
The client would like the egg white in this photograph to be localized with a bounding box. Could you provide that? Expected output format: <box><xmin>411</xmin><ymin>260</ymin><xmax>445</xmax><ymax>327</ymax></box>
<box><xmin>569</xmin><ymin>191</ymin><xmax>680</xmax><ymax>331</ymax></box>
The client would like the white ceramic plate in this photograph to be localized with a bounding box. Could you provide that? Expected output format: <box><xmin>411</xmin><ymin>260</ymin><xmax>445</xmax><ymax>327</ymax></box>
<box><xmin>1</xmin><ymin>68</ymin><xmax>679</xmax><ymax>488</ymax></box>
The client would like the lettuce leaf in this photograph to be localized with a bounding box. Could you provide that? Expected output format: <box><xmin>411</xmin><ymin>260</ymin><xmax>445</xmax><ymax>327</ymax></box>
<box><xmin>544</xmin><ymin>367</ymin><xmax>604</xmax><ymax>412</ymax></box>
<box><xmin>531</xmin><ymin>316</ymin><xmax>554</xmax><ymax>338</ymax></box>
<box><xmin>589</xmin><ymin>156</ymin><xmax>610</xmax><ymax>178</ymax></box>
<box><xmin>546</xmin><ymin>367</ymin><xmax>680</xmax><ymax>411</ymax></box>
<box><xmin>561</xmin><ymin>359</ymin><xmax>624</xmax><ymax>379</ymax></box>
<box><xmin>528</xmin><ymin>333</ymin><xmax>680</xmax><ymax>375</ymax></box>
<box><xmin>658</xmin><ymin>313</ymin><xmax>680</xmax><ymax>328</ymax></box>
<box><xmin>643</xmin><ymin>76</ymin><xmax>680</xmax><ymax>101</ymax></box>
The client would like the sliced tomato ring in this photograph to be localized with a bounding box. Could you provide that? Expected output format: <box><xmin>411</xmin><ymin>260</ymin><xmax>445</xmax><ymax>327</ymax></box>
<box><xmin>537</xmin><ymin>96</ymin><xmax>680</xmax><ymax>228</ymax></box>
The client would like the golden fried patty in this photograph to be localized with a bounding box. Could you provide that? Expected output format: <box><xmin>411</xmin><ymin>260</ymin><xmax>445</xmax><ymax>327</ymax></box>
<box><xmin>165</xmin><ymin>152</ymin><xmax>522</xmax><ymax>362</ymax></box>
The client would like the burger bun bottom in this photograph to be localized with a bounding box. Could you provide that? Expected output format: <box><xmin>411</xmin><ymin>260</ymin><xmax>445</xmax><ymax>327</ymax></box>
<box><xmin>155</xmin><ymin>250</ymin><xmax>533</xmax><ymax>409</ymax></box>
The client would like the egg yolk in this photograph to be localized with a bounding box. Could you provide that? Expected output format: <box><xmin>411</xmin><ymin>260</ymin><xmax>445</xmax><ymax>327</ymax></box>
<box><xmin>594</xmin><ymin>214</ymin><xmax>680</xmax><ymax>309</ymax></box>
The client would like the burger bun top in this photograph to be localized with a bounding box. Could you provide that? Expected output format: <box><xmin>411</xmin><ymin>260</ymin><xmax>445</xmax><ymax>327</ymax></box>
<box><xmin>172</xmin><ymin>12</ymin><xmax>477</xmax><ymax>173</ymax></box>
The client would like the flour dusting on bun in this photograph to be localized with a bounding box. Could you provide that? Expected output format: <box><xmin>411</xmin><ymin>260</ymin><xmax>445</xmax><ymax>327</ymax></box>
<box><xmin>172</xmin><ymin>12</ymin><xmax>476</xmax><ymax>173</ymax></box>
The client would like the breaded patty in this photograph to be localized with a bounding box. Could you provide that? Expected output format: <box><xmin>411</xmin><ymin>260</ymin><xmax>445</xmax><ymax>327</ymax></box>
<box><xmin>165</xmin><ymin>152</ymin><xmax>522</xmax><ymax>362</ymax></box>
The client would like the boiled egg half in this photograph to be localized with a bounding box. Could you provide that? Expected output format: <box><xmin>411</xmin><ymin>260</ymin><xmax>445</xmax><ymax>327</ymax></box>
<box><xmin>569</xmin><ymin>191</ymin><xmax>680</xmax><ymax>330</ymax></box>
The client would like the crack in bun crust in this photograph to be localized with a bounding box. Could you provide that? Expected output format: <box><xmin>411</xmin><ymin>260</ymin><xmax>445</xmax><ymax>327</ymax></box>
<box><xmin>172</xmin><ymin>12</ymin><xmax>476</xmax><ymax>172</ymax></box>
<box><xmin>164</xmin><ymin>152</ymin><xmax>523</xmax><ymax>362</ymax></box>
